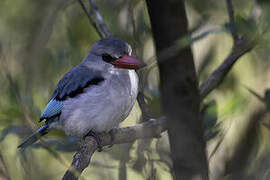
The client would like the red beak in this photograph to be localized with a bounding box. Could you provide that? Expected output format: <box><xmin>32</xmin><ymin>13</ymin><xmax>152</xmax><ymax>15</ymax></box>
<box><xmin>111</xmin><ymin>55</ymin><xmax>146</xmax><ymax>69</ymax></box>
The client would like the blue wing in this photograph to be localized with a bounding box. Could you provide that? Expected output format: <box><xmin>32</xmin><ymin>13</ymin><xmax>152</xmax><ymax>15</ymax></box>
<box><xmin>52</xmin><ymin>65</ymin><xmax>104</xmax><ymax>101</ymax></box>
<box><xmin>39</xmin><ymin>65</ymin><xmax>104</xmax><ymax>122</ymax></box>
<box><xmin>40</xmin><ymin>99</ymin><xmax>63</xmax><ymax>121</ymax></box>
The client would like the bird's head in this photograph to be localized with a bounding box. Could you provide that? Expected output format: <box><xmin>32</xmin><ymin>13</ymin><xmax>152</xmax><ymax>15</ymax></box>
<box><xmin>88</xmin><ymin>37</ymin><xmax>145</xmax><ymax>70</ymax></box>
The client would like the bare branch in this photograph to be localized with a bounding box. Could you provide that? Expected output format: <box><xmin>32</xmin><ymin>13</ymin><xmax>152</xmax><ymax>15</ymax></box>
<box><xmin>249</xmin><ymin>0</ymin><xmax>260</xmax><ymax>20</ymax></box>
<box><xmin>88</xmin><ymin>0</ymin><xmax>110</xmax><ymax>37</ymax></box>
<box><xmin>62</xmin><ymin>117</ymin><xmax>166</xmax><ymax>180</ymax></box>
<box><xmin>225</xmin><ymin>0</ymin><xmax>238</xmax><ymax>41</ymax></box>
<box><xmin>77</xmin><ymin>0</ymin><xmax>110</xmax><ymax>38</ymax></box>
<box><xmin>77</xmin><ymin>0</ymin><xmax>104</xmax><ymax>38</ymax></box>
<box><xmin>199</xmin><ymin>37</ymin><xmax>254</xmax><ymax>100</ymax></box>
<box><xmin>137</xmin><ymin>92</ymin><xmax>151</xmax><ymax>122</ymax></box>
<box><xmin>199</xmin><ymin>1</ymin><xmax>259</xmax><ymax>100</ymax></box>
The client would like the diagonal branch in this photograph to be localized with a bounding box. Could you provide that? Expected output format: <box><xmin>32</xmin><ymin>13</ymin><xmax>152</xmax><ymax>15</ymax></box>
<box><xmin>88</xmin><ymin>0</ymin><xmax>110</xmax><ymax>38</ymax></box>
<box><xmin>77</xmin><ymin>0</ymin><xmax>105</xmax><ymax>38</ymax></box>
<box><xmin>199</xmin><ymin>37</ymin><xmax>255</xmax><ymax>100</ymax></box>
<box><xmin>77</xmin><ymin>0</ymin><xmax>110</xmax><ymax>38</ymax></box>
<box><xmin>62</xmin><ymin>117</ymin><xmax>166</xmax><ymax>180</ymax></box>
<box><xmin>199</xmin><ymin>0</ymin><xmax>258</xmax><ymax>100</ymax></box>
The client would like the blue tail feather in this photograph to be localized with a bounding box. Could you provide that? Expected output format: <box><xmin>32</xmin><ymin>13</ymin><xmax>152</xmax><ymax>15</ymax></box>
<box><xmin>18</xmin><ymin>124</ymin><xmax>49</xmax><ymax>149</ymax></box>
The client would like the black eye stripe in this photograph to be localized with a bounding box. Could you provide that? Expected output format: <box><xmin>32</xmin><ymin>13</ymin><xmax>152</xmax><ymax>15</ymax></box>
<box><xmin>102</xmin><ymin>54</ymin><xmax>117</xmax><ymax>63</ymax></box>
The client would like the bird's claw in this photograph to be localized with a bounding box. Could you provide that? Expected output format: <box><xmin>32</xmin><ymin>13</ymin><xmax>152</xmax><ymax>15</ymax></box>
<box><xmin>108</xmin><ymin>127</ymin><xmax>117</xmax><ymax>148</ymax></box>
<box><xmin>85</xmin><ymin>130</ymin><xmax>103</xmax><ymax>152</ymax></box>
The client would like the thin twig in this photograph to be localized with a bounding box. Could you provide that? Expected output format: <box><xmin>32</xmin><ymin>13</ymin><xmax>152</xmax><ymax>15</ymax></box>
<box><xmin>88</xmin><ymin>0</ymin><xmax>110</xmax><ymax>37</ymax></box>
<box><xmin>249</xmin><ymin>0</ymin><xmax>259</xmax><ymax>20</ymax></box>
<box><xmin>225</xmin><ymin>0</ymin><xmax>238</xmax><ymax>41</ymax></box>
<box><xmin>137</xmin><ymin>92</ymin><xmax>151</xmax><ymax>122</ymax></box>
<box><xmin>77</xmin><ymin>0</ymin><xmax>104</xmax><ymax>38</ymax></box>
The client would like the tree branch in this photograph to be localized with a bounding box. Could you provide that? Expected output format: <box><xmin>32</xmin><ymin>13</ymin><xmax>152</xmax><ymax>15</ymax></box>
<box><xmin>63</xmin><ymin>0</ymin><xmax>260</xmax><ymax>179</ymax></box>
<box><xmin>199</xmin><ymin>37</ymin><xmax>254</xmax><ymax>100</ymax></box>
<box><xmin>77</xmin><ymin>0</ymin><xmax>104</xmax><ymax>38</ymax></box>
<box><xmin>62</xmin><ymin>117</ymin><xmax>166</xmax><ymax>180</ymax></box>
<box><xmin>137</xmin><ymin>92</ymin><xmax>151</xmax><ymax>122</ymax></box>
<box><xmin>225</xmin><ymin>0</ymin><xmax>238</xmax><ymax>41</ymax></box>
<box><xmin>88</xmin><ymin>0</ymin><xmax>110</xmax><ymax>38</ymax></box>
<box><xmin>77</xmin><ymin>0</ymin><xmax>111</xmax><ymax>38</ymax></box>
<box><xmin>199</xmin><ymin>0</ymin><xmax>258</xmax><ymax>100</ymax></box>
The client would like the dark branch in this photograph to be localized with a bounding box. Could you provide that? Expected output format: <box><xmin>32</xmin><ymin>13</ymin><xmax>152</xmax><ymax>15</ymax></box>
<box><xmin>199</xmin><ymin>1</ymin><xmax>259</xmax><ymax>100</ymax></box>
<box><xmin>88</xmin><ymin>0</ymin><xmax>110</xmax><ymax>38</ymax></box>
<box><xmin>225</xmin><ymin>0</ymin><xmax>238</xmax><ymax>41</ymax></box>
<box><xmin>137</xmin><ymin>92</ymin><xmax>151</xmax><ymax>122</ymax></box>
<box><xmin>199</xmin><ymin>37</ymin><xmax>254</xmax><ymax>100</ymax></box>
<box><xmin>77</xmin><ymin>0</ymin><xmax>104</xmax><ymax>38</ymax></box>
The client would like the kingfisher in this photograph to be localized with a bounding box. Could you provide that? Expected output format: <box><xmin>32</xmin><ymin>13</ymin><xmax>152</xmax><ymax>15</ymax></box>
<box><xmin>18</xmin><ymin>37</ymin><xmax>145</xmax><ymax>149</ymax></box>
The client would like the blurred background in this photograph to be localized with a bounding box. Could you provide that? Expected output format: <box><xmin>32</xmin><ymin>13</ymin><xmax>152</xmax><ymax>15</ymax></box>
<box><xmin>0</xmin><ymin>0</ymin><xmax>270</xmax><ymax>179</ymax></box>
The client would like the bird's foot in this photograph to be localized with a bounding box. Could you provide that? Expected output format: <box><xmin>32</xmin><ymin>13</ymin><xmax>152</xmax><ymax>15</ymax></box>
<box><xmin>108</xmin><ymin>127</ymin><xmax>117</xmax><ymax>148</ymax></box>
<box><xmin>85</xmin><ymin>130</ymin><xmax>102</xmax><ymax>152</ymax></box>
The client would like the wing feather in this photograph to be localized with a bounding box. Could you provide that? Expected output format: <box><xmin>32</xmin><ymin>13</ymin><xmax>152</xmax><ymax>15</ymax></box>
<box><xmin>39</xmin><ymin>65</ymin><xmax>105</xmax><ymax>121</ymax></box>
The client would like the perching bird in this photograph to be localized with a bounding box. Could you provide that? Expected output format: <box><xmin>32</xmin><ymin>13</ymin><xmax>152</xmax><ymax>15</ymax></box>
<box><xmin>18</xmin><ymin>37</ymin><xmax>145</xmax><ymax>149</ymax></box>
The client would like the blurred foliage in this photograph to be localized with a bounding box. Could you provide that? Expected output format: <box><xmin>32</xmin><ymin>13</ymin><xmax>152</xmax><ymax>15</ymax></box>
<box><xmin>0</xmin><ymin>0</ymin><xmax>270</xmax><ymax>179</ymax></box>
<box><xmin>245</xmin><ymin>86</ymin><xmax>270</xmax><ymax>108</ymax></box>
<box><xmin>201</xmin><ymin>100</ymin><xmax>219</xmax><ymax>141</ymax></box>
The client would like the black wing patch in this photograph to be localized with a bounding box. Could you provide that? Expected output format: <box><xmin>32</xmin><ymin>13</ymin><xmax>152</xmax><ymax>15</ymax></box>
<box><xmin>52</xmin><ymin>65</ymin><xmax>105</xmax><ymax>101</ymax></box>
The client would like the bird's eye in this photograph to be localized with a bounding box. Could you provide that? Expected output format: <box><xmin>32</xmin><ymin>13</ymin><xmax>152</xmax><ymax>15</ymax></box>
<box><xmin>102</xmin><ymin>54</ymin><xmax>117</xmax><ymax>63</ymax></box>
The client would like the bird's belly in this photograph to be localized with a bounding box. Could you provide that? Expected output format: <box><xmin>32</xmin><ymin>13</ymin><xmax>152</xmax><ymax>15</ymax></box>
<box><xmin>58</xmin><ymin>73</ymin><xmax>138</xmax><ymax>137</ymax></box>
